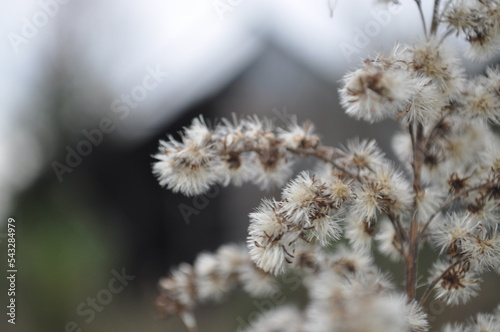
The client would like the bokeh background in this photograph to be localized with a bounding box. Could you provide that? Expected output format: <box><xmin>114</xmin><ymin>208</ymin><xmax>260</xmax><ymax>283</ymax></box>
<box><xmin>0</xmin><ymin>0</ymin><xmax>498</xmax><ymax>331</ymax></box>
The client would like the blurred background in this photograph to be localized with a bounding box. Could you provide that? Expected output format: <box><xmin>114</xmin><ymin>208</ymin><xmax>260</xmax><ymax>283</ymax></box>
<box><xmin>0</xmin><ymin>0</ymin><xmax>498</xmax><ymax>331</ymax></box>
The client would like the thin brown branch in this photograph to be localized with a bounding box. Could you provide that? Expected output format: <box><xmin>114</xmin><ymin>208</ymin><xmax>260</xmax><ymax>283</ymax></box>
<box><xmin>438</xmin><ymin>27</ymin><xmax>455</xmax><ymax>46</ymax></box>
<box><xmin>418</xmin><ymin>182</ymin><xmax>497</xmax><ymax>240</ymax></box>
<box><xmin>430</xmin><ymin>0</ymin><xmax>442</xmax><ymax>35</ymax></box>
<box><xmin>409</xmin><ymin>122</ymin><xmax>416</xmax><ymax>156</ymax></box>
<box><xmin>415</xmin><ymin>0</ymin><xmax>428</xmax><ymax>38</ymax></box>
<box><xmin>388</xmin><ymin>214</ymin><xmax>407</xmax><ymax>257</ymax></box>
<box><xmin>413</xmin><ymin>123</ymin><xmax>424</xmax><ymax>193</ymax></box>
<box><xmin>288</xmin><ymin>146</ymin><xmax>363</xmax><ymax>182</ymax></box>
<box><xmin>406</xmin><ymin>122</ymin><xmax>424</xmax><ymax>301</ymax></box>
<box><xmin>406</xmin><ymin>224</ymin><xmax>419</xmax><ymax>300</ymax></box>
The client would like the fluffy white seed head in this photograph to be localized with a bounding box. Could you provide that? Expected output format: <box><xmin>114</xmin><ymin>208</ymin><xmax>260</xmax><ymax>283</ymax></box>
<box><xmin>481</xmin><ymin>134</ymin><xmax>500</xmax><ymax>175</ymax></box>
<box><xmin>252</xmin><ymin>155</ymin><xmax>294</xmax><ymax>191</ymax></box>
<box><xmin>350</xmin><ymin>182</ymin><xmax>383</xmax><ymax>222</ymax></box>
<box><xmin>373</xmin><ymin>164</ymin><xmax>414</xmax><ymax>217</ymax></box>
<box><xmin>153</xmin><ymin>138</ymin><xmax>227</xmax><ymax>196</ymax></box>
<box><xmin>345</xmin><ymin>210</ymin><xmax>377</xmax><ymax>253</ymax></box>
<box><xmin>304</xmin><ymin>271</ymin><xmax>409</xmax><ymax>332</ymax></box>
<box><xmin>324</xmin><ymin>176</ymin><xmax>354</xmax><ymax>207</ymax></box>
<box><xmin>328</xmin><ymin>244</ymin><xmax>375</xmax><ymax>276</ymax></box>
<box><xmin>444</xmin><ymin>0</ymin><xmax>500</xmax><ymax>60</ymax></box>
<box><xmin>429</xmin><ymin>260</ymin><xmax>481</xmax><ymax>306</ymax></box>
<box><xmin>280</xmin><ymin>172</ymin><xmax>343</xmax><ymax>246</ymax></box>
<box><xmin>467</xmin><ymin>312</ymin><xmax>500</xmax><ymax>332</ymax></box>
<box><xmin>460</xmin><ymin>224</ymin><xmax>500</xmax><ymax>272</ymax></box>
<box><xmin>277</xmin><ymin>120</ymin><xmax>319</xmax><ymax>150</ymax></box>
<box><xmin>216</xmin><ymin>244</ymin><xmax>250</xmax><ymax>278</ymax></box>
<box><xmin>222</xmin><ymin>152</ymin><xmax>258</xmax><ymax>186</ymax></box>
<box><xmin>280</xmin><ymin>171</ymin><xmax>327</xmax><ymax>224</ymax></box>
<box><xmin>307</xmin><ymin>214</ymin><xmax>343</xmax><ymax>247</ymax></box>
<box><xmin>409</xmin><ymin>39</ymin><xmax>464</xmax><ymax>97</ymax></box>
<box><xmin>249</xmin><ymin>199</ymin><xmax>288</xmax><ymax>241</ymax></box>
<box><xmin>466</xmin><ymin>199</ymin><xmax>500</xmax><ymax>228</ymax></box>
<box><xmin>392</xmin><ymin>131</ymin><xmax>413</xmax><ymax>167</ymax></box>
<box><xmin>339</xmin><ymin>63</ymin><xmax>415</xmax><ymax>123</ymax></box>
<box><xmin>158</xmin><ymin>263</ymin><xmax>197</xmax><ymax>310</ymax></box>
<box><xmin>400</xmin><ymin>77</ymin><xmax>446</xmax><ymax>125</ymax></box>
<box><xmin>395</xmin><ymin>295</ymin><xmax>430</xmax><ymax>332</ymax></box>
<box><xmin>464</xmin><ymin>77</ymin><xmax>500</xmax><ymax>124</ymax></box>
<box><xmin>434</xmin><ymin>120</ymin><xmax>491</xmax><ymax>180</ymax></box>
<box><xmin>183</xmin><ymin>117</ymin><xmax>212</xmax><ymax>145</ymax></box>
<box><xmin>237</xmin><ymin>263</ymin><xmax>279</xmax><ymax>297</ymax></box>
<box><xmin>343</xmin><ymin>138</ymin><xmax>387</xmax><ymax>172</ymax></box>
<box><xmin>432</xmin><ymin>213</ymin><xmax>479</xmax><ymax>257</ymax></box>
<box><xmin>242</xmin><ymin>116</ymin><xmax>275</xmax><ymax>149</ymax></box>
<box><xmin>376</xmin><ymin>218</ymin><xmax>403</xmax><ymax>261</ymax></box>
<box><xmin>247</xmin><ymin>199</ymin><xmax>299</xmax><ymax>275</ymax></box>
<box><xmin>441</xmin><ymin>322</ymin><xmax>466</xmax><ymax>332</ymax></box>
<box><xmin>194</xmin><ymin>252</ymin><xmax>235</xmax><ymax>301</ymax></box>
<box><xmin>486</xmin><ymin>66</ymin><xmax>500</xmax><ymax>96</ymax></box>
<box><xmin>241</xmin><ymin>306</ymin><xmax>304</xmax><ymax>332</ymax></box>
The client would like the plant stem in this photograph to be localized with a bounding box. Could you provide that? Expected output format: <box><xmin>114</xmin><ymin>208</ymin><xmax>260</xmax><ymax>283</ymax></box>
<box><xmin>388</xmin><ymin>214</ymin><xmax>407</xmax><ymax>256</ymax></box>
<box><xmin>406</xmin><ymin>225</ymin><xmax>419</xmax><ymax>300</ymax></box>
<box><xmin>415</xmin><ymin>0</ymin><xmax>428</xmax><ymax>38</ymax></box>
<box><xmin>327</xmin><ymin>0</ymin><xmax>338</xmax><ymax>18</ymax></box>
<box><xmin>438</xmin><ymin>28</ymin><xmax>455</xmax><ymax>45</ymax></box>
<box><xmin>406</xmin><ymin>122</ymin><xmax>424</xmax><ymax>301</ymax></box>
<box><xmin>287</xmin><ymin>146</ymin><xmax>364</xmax><ymax>182</ymax></box>
<box><xmin>430</xmin><ymin>0</ymin><xmax>442</xmax><ymax>35</ymax></box>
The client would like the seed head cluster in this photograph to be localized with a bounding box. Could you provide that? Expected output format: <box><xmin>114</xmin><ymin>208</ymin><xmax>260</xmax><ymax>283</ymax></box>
<box><xmin>153</xmin><ymin>1</ymin><xmax>500</xmax><ymax>331</ymax></box>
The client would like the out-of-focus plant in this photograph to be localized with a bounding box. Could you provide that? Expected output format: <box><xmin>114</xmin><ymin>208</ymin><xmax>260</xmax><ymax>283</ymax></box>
<box><xmin>152</xmin><ymin>1</ymin><xmax>500</xmax><ymax>331</ymax></box>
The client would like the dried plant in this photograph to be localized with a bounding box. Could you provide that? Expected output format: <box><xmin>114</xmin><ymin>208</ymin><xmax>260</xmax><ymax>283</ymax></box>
<box><xmin>152</xmin><ymin>1</ymin><xmax>500</xmax><ymax>331</ymax></box>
